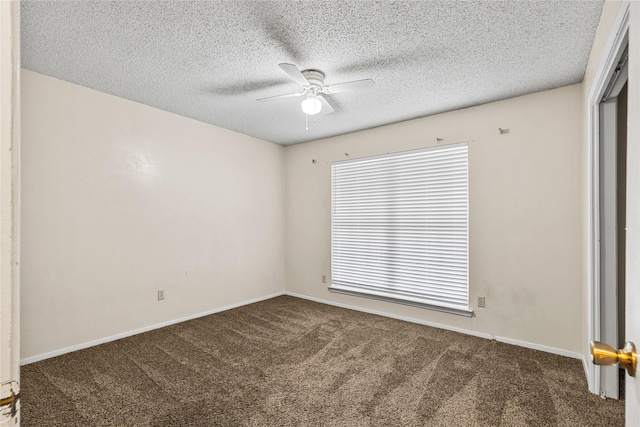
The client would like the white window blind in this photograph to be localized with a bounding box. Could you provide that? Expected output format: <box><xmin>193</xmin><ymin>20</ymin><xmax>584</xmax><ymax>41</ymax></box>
<box><xmin>330</xmin><ymin>143</ymin><xmax>470</xmax><ymax>316</ymax></box>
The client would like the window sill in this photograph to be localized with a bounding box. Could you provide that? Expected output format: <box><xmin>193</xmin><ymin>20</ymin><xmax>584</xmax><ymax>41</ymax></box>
<box><xmin>328</xmin><ymin>285</ymin><xmax>474</xmax><ymax>317</ymax></box>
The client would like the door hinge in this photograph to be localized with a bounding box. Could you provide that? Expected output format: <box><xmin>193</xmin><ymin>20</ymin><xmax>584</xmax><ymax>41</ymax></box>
<box><xmin>0</xmin><ymin>381</ymin><xmax>20</xmax><ymax>423</ymax></box>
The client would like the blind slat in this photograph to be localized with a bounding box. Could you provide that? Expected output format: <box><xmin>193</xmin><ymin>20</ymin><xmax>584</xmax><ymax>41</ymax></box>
<box><xmin>331</xmin><ymin>143</ymin><xmax>469</xmax><ymax>312</ymax></box>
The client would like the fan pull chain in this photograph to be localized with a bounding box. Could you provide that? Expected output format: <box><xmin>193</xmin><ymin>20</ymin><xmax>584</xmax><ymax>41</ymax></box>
<box><xmin>303</xmin><ymin>114</ymin><xmax>318</xmax><ymax>131</ymax></box>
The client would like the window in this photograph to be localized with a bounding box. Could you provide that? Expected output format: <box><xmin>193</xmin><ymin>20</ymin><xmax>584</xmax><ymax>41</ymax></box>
<box><xmin>330</xmin><ymin>143</ymin><xmax>470</xmax><ymax>316</ymax></box>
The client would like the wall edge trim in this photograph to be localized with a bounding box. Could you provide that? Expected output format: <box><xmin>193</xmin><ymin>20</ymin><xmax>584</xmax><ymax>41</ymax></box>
<box><xmin>22</xmin><ymin>290</ymin><xmax>583</xmax><ymax>365</ymax></box>
<box><xmin>20</xmin><ymin>291</ymin><xmax>286</xmax><ymax>365</ymax></box>
<box><xmin>285</xmin><ymin>291</ymin><xmax>582</xmax><ymax>360</ymax></box>
<box><xmin>582</xmin><ymin>354</ymin><xmax>592</xmax><ymax>387</ymax></box>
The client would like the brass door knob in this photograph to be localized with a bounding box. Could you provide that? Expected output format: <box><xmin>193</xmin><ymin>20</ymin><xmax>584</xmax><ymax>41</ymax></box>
<box><xmin>590</xmin><ymin>341</ymin><xmax>637</xmax><ymax>377</ymax></box>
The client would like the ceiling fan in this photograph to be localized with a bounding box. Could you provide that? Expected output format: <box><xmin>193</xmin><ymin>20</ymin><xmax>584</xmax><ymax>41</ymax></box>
<box><xmin>257</xmin><ymin>63</ymin><xmax>375</xmax><ymax>116</ymax></box>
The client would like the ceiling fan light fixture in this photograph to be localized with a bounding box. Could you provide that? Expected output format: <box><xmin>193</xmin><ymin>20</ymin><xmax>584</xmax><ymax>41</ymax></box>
<box><xmin>301</xmin><ymin>96</ymin><xmax>322</xmax><ymax>115</ymax></box>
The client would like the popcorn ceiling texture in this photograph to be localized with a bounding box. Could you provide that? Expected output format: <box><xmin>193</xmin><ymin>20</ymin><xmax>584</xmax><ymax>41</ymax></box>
<box><xmin>21</xmin><ymin>1</ymin><xmax>603</xmax><ymax>145</ymax></box>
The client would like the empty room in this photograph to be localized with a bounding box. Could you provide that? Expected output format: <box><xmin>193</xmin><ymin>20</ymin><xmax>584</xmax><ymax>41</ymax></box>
<box><xmin>1</xmin><ymin>0</ymin><xmax>640</xmax><ymax>426</ymax></box>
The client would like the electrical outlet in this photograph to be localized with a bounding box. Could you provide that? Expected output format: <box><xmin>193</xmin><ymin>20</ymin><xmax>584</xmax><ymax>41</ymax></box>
<box><xmin>158</xmin><ymin>289</ymin><xmax>165</xmax><ymax>301</ymax></box>
<box><xmin>477</xmin><ymin>296</ymin><xmax>485</xmax><ymax>308</ymax></box>
<box><xmin>322</xmin><ymin>275</ymin><xmax>327</xmax><ymax>284</ymax></box>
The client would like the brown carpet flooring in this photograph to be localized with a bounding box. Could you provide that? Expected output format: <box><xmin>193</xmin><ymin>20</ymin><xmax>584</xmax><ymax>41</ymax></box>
<box><xmin>21</xmin><ymin>295</ymin><xmax>624</xmax><ymax>426</ymax></box>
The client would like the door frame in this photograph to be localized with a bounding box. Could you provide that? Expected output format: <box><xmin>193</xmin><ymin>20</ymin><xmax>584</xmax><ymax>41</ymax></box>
<box><xmin>598</xmin><ymin>90</ymin><xmax>626</xmax><ymax>399</ymax></box>
<box><xmin>586</xmin><ymin>0</ymin><xmax>630</xmax><ymax>396</ymax></box>
<box><xmin>0</xmin><ymin>0</ymin><xmax>21</xmax><ymax>424</ymax></box>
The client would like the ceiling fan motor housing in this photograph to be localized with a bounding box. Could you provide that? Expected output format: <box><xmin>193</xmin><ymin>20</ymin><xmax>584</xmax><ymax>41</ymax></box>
<box><xmin>301</xmin><ymin>70</ymin><xmax>325</xmax><ymax>95</ymax></box>
<box><xmin>256</xmin><ymin>63</ymin><xmax>373</xmax><ymax>116</ymax></box>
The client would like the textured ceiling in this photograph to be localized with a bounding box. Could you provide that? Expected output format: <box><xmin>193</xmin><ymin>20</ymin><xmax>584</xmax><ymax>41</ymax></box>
<box><xmin>21</xmin><ymin>1</ymin><xmax>603</xmax><ymax>146</ymax></box>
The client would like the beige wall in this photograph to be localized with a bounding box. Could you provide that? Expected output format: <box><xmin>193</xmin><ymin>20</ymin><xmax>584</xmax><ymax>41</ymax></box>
<box><xmin>286</xmin><ymin>84</ymin><xmax>584</xmax><ymax>353</ymax></box>
<box><xmin>20</xmin><ymin>2</ymin><xmax>623</xmax><ymax>363</ymax></box>
<box><xmin>20</xmin><ymin>70</ymin><xmax>285</xmax><ymax>360</ymax></box>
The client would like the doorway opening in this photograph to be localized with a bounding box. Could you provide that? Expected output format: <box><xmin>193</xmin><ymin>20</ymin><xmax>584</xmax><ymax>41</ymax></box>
<box><xmin>585</xmin><ymin>2</ymin><xmax>630</xmax><ymax>400</ymax></box>
<box><xmin>598</xmin><ymin>51</ymin><xmax>628</xmax><ymax>399</ymax></box>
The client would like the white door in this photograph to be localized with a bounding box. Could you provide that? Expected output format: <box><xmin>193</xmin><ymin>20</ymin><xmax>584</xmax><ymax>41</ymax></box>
<box><xmin>589</xmin><ymin>3</ymin><xmax>640</xmax><ymax>423</ymax></box>
<box><xmin>625</xmin><ymin>3</ymin><xmax>640</xmax><ymax>424</ymax></box>
<box><xmin>0</xmin><ymin>1</ymin><xmax>21</xmax><ymax>425</ymax></box>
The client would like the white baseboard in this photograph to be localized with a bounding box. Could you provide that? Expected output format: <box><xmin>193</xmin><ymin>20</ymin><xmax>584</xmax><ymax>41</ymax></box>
<box><xmin>22</xmin><ymin>289</ymin><xmax>584</xmax><ymax>367</ymax></box>
<box><xmin>284</xmin><ymin>291</ymin><xmax>494</xmax><ymax>340</ymax></box>
<box><xmin>20</xmin><ymin>291</ymin><xmax>286</xmax><ymax>366</ymax></box>
<box><xmin>284</xmin><ymin>291</ymin><xmax>583</xmax><ymax>361</ymax></box>
<box><xmin>495</xmin><ymin>336</ymin><xmax>582</xmax><ymax>360</ymax></box>
<box><xmin>582</xmin><ymin>354</ymin><xmax>592</xmax><ymax>390</ymax></box>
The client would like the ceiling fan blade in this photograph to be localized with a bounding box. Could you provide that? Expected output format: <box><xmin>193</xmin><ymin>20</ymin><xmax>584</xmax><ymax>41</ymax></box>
<box><xmin>279</xmin><ymin>63</ymin><xmax>309</xmax><ymax>86</ymax></box>
<box><xmin>317</xmin><ymin>94</ymin><xmax>335</xmax><ymax>114</ymax></box>
<box><xmin>256</xmin><ymin>92</ymin><xmax>305</xmax><ymax>102</ymax></box>
<box><xmin>324</xmin><ymin>79</ymin><xmax>375</xmax><ymax>94</ymax></box>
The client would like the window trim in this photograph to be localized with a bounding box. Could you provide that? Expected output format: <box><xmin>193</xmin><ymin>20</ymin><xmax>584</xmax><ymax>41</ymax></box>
<box><xmin>328</xmin><ymin>285</ymin><xmax>473</xmax><ymax>317</ymax></box>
